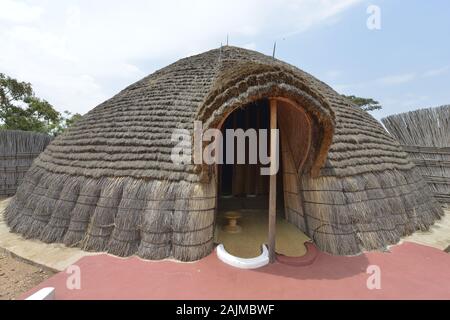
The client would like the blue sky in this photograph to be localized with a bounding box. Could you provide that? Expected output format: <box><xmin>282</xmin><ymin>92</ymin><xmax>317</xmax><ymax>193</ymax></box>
<box><xmin>275</xmin><ymin>0</ymin><xmax>450</xmax><ymax>120</ymax></box>
<box><xmin>1</xmin><ymin>0</ymin><xmax>449</xmax><ymax>120</ymax></box>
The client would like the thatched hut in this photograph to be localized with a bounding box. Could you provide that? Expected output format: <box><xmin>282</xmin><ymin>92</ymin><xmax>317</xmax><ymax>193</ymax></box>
<box><xmin>382</xmin><ymin>105</ymin><xmax>449</xmax><ymax>208</ymax></box>
<box><xmin>4</xmin><ymin>46</ymin><xmax>443</xmax><ymax>262</ymax></box>
<box><xmin>0</xmin><ymin>130</ymin><xmax>52</xmax><ymax>196</ymax></box>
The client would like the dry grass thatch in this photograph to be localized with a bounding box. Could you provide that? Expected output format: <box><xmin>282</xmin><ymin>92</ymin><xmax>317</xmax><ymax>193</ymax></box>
<box><xmin>382</xmin><ymin>105</ymin><xmax>449</xmax><ymax>207</ymax></box>
<box><xmin>3</xmin><ymin>46</ymin><xmax>443</xmax><ymax>261</ymax></box>
<box><xmin>0</xmin><ymin>130</ymin><xmax>52</xmax><ymax>196</ymax></box>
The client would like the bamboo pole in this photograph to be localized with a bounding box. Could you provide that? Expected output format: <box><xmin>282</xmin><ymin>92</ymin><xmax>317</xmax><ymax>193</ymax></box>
<box><xmin>268</xmin><ymin>99</ymin><xmax>278</xmax><ymax>263</ymax></box>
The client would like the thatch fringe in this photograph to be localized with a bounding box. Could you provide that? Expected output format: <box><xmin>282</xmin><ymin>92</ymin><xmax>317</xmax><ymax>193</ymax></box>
<box><xmin>5</xmin><ymin>162</ymin><xmax>442</xmax><ymax>259</ymax></box>
<box><xmin>82</xmin><ymin>178</ymin><xmax>124</xmax><ymax>252</ymax></box>
<box><xmin>294</xmin><ymin>168</ymin><xmax>443</xmax><ymax>255</ymax></box>
<box><xmin>63</xmin><ymin>179</ymin><xmax>102</xmax><ymax>246</ymax></box>
<box><xmin>5</xmin><ymin>166</ymin><xmax>217</xmax><ymax>261</ymax></box>
<box><xmin>0</xmin><ymin>130</ymin><xmax>52</xmax><ymax>196</ymax></box>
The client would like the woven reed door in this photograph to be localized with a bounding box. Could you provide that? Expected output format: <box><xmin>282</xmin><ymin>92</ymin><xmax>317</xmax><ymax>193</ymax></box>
<box><xmin>277</xmin><ymin>100</ymin><xmax>312</xmax><ymax>234</ymax></box>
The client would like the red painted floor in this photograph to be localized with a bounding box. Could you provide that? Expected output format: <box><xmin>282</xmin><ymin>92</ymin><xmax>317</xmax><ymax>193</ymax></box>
<box><xmin>21</xmin><ymin>242</ymin><xmax>450</xmax><ymax>300</ymax></box>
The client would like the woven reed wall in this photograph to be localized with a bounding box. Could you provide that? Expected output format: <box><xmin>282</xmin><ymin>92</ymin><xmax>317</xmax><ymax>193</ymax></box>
<box><xmin>382</xmin><ymin>105</ymin><xmax>450</xmax><ymax>207</ymax></box>
<box><xmin>0</xmin><ymin>130</ymin><xmax>52</xmax><ymax>196</ymax></box>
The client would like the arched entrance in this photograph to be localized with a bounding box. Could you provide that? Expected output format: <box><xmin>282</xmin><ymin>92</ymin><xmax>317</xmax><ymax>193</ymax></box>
<box><xmin>213</xmin><ymin>97</ymin><xmax>314</xmax><ymax>263</ymax></box>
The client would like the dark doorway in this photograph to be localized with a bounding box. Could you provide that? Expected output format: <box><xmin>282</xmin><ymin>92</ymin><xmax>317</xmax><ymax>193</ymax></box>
<box><xmin>214</xmin><ymin>97</ymin><xmax>316</xmax><ymax>260</ymax></box>
<box><xmin>217</xmin><ymin>99</ymin><xmax>284</xmax><ymax>212</ymax></box>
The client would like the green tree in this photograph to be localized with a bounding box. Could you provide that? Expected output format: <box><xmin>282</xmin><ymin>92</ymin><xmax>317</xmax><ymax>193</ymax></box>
<box><xmin>342</xmin><ymin>95</ymin><xmax>382</xmax><ymax>111</ymax></box>
<box><xmin>0</xmin><ymin>73</ymin><xmax>81</xmax><ymax>135</ymax></box>
<box><xmin>53</xmin><ymin>111</ymin><xmax>82</xmax><ymax>135</ymax></box>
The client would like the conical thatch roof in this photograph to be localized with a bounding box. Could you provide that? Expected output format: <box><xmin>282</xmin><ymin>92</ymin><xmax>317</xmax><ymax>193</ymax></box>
<box><xmin>4</xmin><ymin>46</ymin><xmax>443</xmax><ymax>261</ymax></box>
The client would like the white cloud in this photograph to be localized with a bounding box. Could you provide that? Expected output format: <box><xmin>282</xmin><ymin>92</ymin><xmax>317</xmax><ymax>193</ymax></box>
<box><xmin>423</xmin><ymin>65</ymin><xmax>450</xmax><ymax>77</ymax></box>
<box><xmin>242</xmin><ymin>42</ymin><xmax>257</xmax><ymax>50</ymax></box>
<box><xmin>65</xmin><ymin>5</ymin><xmax>81</xmax><ymax>29</ymax></box>
<box><xmin>324</xmin><ymin>70</ymin><xmax>341</xmax><ymax>80</ymax></box>
<box><xmin>382</xmin><ymin>94</ymin><xmax>429</xmax><ymax>108</ymax></box>
<box><xmin>0</xmin><ymin>0</ymin><xmax>43</xmax><ymax>23</ymax></box>
<box><xmin>0</xmin><ymin>0</ymin><xmax>361</xmax><ymax>114</ymax></box>
<box><xmin>333</xmin><ymin>65</ymin><xmax>450</xmax><ymax>93</ymax></box>
<box><xmin>376</xmin><ymin>73</ymin><xmax>416</xmax><ymax>86</ymax></box>
<box><xmin>280</xmin><ymin>0</ymin><xmax>361</xmax><ymax>37</ymax></box>
<box><xmin>363</xmin><ymin>94</ymin><xmax>431</xmax><ymax>121</ymax></box>
<box><xmin>332</xmin><ymin>73</ymin><xmax>417</xmax><ymax>93</ymax></box>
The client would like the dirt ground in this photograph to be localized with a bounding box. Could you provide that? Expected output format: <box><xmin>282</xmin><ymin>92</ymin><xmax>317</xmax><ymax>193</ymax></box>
<box><xmin>0</xmin><ymin>250</ymin><xmax>55</xmax><ymax>300</ymax></box>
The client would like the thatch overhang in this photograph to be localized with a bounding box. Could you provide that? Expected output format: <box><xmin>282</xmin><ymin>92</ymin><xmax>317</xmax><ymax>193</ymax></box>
<box><xmin>196</xmin><ymin>61</ymin><xmax>335</xmax><ymax>178</ymax></box>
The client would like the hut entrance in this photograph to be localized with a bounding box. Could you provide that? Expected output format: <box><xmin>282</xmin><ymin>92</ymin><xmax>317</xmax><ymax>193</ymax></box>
<box><xmin>217</xmin><ymin>99</ymin><xmax>275</xmax><ymax>210</ymax></box>
<box><xmin>214</xmin><ymin>98</ymin><xmax>311</xmax><ymax>262</ymax></box>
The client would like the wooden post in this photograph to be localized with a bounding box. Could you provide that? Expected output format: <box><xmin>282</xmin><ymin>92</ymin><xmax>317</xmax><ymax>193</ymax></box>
<box><xmin>255</xmin><ymin>107</ymin><xmax>261</xmax><ymax>195</ymax></box>
<box><xmin>232</xmin><ymin>112</ymin><xmax>238</xmax><ymax>196</ymax></box>
<box><xmin>268</xmin><ymin>99</ymin><xmax>278</xmax><ymax>263</ymax></box>
<box><xmin>245</xmin><ymin>107</ymin><xmax>253</xmax><ymax>195</ymax></box>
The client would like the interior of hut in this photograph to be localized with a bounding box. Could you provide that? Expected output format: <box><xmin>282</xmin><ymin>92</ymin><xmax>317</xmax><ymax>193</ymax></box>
<box><xmin>214</xmin><ymin>98</ymin><xmax>310</xmax><ymax>258</ymax></box>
